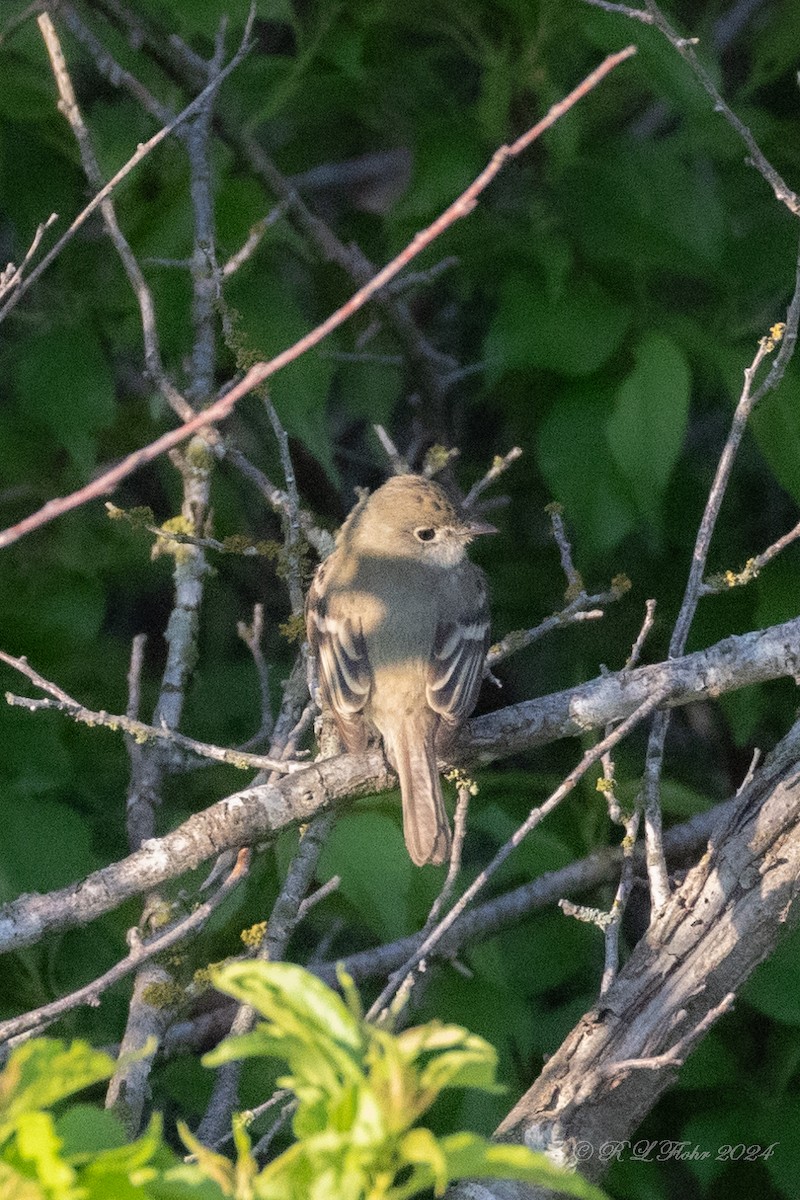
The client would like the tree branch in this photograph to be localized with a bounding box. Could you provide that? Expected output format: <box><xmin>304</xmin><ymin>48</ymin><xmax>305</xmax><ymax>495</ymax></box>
<box><xmin>1</xmin><ymin>615</ymin><xmax>798</xmax><ymax>957</ymax></box>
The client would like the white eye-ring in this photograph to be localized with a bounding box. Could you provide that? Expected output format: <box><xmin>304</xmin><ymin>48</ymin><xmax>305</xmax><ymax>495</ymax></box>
<box><xmin>415</xmin><ymin>526</ymin><xmax>437</xmax><ymax>542</ymax></box>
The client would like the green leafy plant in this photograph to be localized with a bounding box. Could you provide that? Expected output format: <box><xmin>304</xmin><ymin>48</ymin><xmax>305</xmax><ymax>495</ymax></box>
<box><xmin>0</xmin><ymin>982</ymin><xmax>608</xmax><ymax>1200</ymax></box>
<box><xmin>0</xmin><ymin>1038</ymin><xmax>221</xmax><ymax>1198</ymax></box>
<box><xmin>198</xmin><ymin>961</ymin><xmax>608</xmax><ymax>1200</ymax></box>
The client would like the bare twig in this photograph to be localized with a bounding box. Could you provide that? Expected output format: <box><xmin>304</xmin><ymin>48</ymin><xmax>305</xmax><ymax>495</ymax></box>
<box><xmin>38</xmin><ymin>11</ymin><xmax>194</xmax><ymax>420</ymax></box>
<box><xmin>643</xmin><ymin>299</ymin><xmax>800</xmax><ymax>912</ymax></box>
<box><xmin>582</xmin><ymin>0</ymin><xmax>654</xmax><ymax>19</ymax></box>
<box><xmin>625</xmin><ymin>598</ymin><xmax>657</xmax><ymax>670</ymax></box>
<box><xmin>264</xmin><ymin>397</ymin><xmax>304</xmax><ymax>616</ymax></box>
<box><xmin>0</xmin><ymin>212</ymin><xmax>58</xmax><ymax>305</ymax></box>
<box><xmin>0</xmin><ymin>45</ymin><xmax>636</xmax><ymax>551</ymax></box>
<box><xmin>638</xmin><ymin>0</ymin><xmax>800</xmax><ymax>216</ymax></box>
<box><xmin>422</xmin><ymin>781</ymin><xmax>471</xmax><ymax>933</ymax></box>
<box><xmin>603</xmin><ymin>993</ymin><xmax>736</xmax><ymax>1076</ymax></box>
<box><xmin>222</xmin><ymin>204</ymin><xmax>288</xmax><ymax>276</ymax></box>
<box><xmin>702</xmin><ymin>518</ymin><xmax>800</xmax><ymax>595</ymax></box>
<box><xmin>197</xmin><ymin>811</ymin><xmax>336</xmax><ymax>1146</ymax></box>
<box><xmin>463</xmin><ymin>447</ymin><xmax>523</xmax><ymax>508</ymax></box>
<box><xmin>0</xmin><ymin>650</ymin><xmax>302</xmax><ymax>773</ymax></box>
<box><xmin>373</xmin><ymin>425</ymin><xmax>410</xmax><ymax>475</ymax></box>
<box><xmin>0</xmin><ymin>850</ymin><xmax>249</xmax><ymax>1047</ymax></box>
<box><xmin>0</xmin><ymin>18</ymin><xmax>254</xmax><ymax>325</ymax></box>
<box><xmin>591</xmin><ymin>599</ymin><xmax>656</xmax><ymax>992</ymax></box>
<box><xmin>237</xmin><ymin>605</ymin><xmax>274</xmax><ymax>747</ymax></box>
<box><xmin>547</xmin><ymin>503</ymin><xmax>584</xmax><ymax>597</ymax></box>
<box><xmin>105</xmin><ymin>17</ymin><xmax>257</xmax><ymax>1130</ymax></box>
<box><xmin>486</xmin><ymin>580</ymin><xmax>628</xmax><ymax>667</ymax></box>
<box><xmin>366</xmin><ymin>686</ymin><xmax>670</xmax><ymax>1022</ymax></box>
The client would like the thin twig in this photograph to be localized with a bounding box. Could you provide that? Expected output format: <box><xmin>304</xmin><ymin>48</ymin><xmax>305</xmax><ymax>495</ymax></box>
<box><xmin>1</xmin><ymin>650</ymin><xmax>303</xmax><ymax>772</ymax></box>
<box><xmin>0</xmin><ymin>212</ymin><xmax>58</xmax><ymax>304</ymax></box>
<box><xmin>547</xmin><ymin>504</ymin><xmax>584</xmax><ymax>597</ymax></box>
<box><xmin>366</xmin><ymin>685</ymin><xmax>670</xmax><ymax>1022</ymax></box>
<box><xmin>486</xmin><ymin>581</ymin><xmax>628</xmax><ymax>667</ymax></box>
<box><xmin>373</xmin><ymin>425</ymin><xmax>410</xmax><ymax>475</ymax></box>
<box><xmin>638</xmin><ymin>0</ymin><xmax>799</xmax><ymax>216</ymax></box>
<box><xmin>422</xmin><ymin>783</ymin><xmax>471</xmax><ymax>933</ymax></box>
<box><xmin>0</xmin><ymin>45</ymin><xmax>635</xmax><ymax>552</ymax></box>
<box><xmin>582</xmin><ymin>0</ymin><xmax>654</xmax><ymax>19</ymax></box>
<box><xmin>264</xmin><ymin>397</ymin><xmax>304</xmax><ymax>616</ymax></box>
<box><xmin>701</xmin><ymin>518</ymin><xmax>800</xmax><ymax>595</ymax></box>
<box><xmin>222</xmin><ymin>204</ymin><xmax>288</xmax><ymax>276</ymax></box>
<box><xmin>38</xmin><ymin>12</ymin><xmax>194</xmax><ymax>420</ymax></box>
<box><xmin>237</xmin><ymin>605</ymin><xmax>274</xmax><ymax>746</ymax></box>
<box><xmin>0</xmin><ymin>850</ymin><xmax>249</xmax><ymax>1047</ymax></box>
<box><xmin>603</xmin><ymin>993</ymin><xmax>736</xmax><ymax>1075</ymax></box>
<box><xmin>0</xmin><ymin>18</ymin><xmax>254</xmax><ymax>325</ymax></box>
<box><xmin>642</xmin><ymin>294</ymin><xmax>800</xmax><ymax>912</ymax></box>
<box><xmin>196</xmin><ymin>811</ymin><xmax>336</xmax><ymax>1146</ymax></box>
<box><xmin>463</xmin><ymin>448</ymin><xmax>523</xmax><ymax>508</ymax></box>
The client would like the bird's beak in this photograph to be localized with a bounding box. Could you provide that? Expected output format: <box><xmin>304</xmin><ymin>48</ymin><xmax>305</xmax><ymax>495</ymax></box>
<box><xmin>464</xmin><ymin>518</ymin><xmax>498</xmax><ymax>537</ymax></box>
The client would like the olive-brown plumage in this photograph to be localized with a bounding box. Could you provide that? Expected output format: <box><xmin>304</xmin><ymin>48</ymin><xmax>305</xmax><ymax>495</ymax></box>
<box><xmin>306</xmin><ymin>475</ymin><xmax>493</xmax><ymax>865</ymax></box>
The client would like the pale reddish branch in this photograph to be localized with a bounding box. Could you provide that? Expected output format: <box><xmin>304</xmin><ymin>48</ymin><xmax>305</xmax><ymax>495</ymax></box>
<box><xmin>0</xmin><ymin>44</ymin><xmax>636</xmax><ymax>553</ymax></box>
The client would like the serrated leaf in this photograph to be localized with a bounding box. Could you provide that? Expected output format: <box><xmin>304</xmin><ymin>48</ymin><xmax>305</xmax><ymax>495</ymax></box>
<box><xmin>208</xmin><ymin>963</ymin><xmax>362</xmax><ymax>1054</ymax></box>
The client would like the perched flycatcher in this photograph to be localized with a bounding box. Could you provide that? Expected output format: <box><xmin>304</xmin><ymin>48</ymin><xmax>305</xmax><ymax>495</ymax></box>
<box><xmin>306</xmin><ymin>474</ymin><xmax>494</xmax><ymax>866</ymax></box>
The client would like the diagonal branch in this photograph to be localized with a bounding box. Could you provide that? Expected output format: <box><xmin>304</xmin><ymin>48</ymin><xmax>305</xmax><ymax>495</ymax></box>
<box><xmin>0</xmin><ymin>44</ymin><xmax>636</xmax><ymax>553</ymax></box>
<box><xmin>457</xmin><ymin>717</ymin><xmax>800</xmax><ymax>1196</ymax></box>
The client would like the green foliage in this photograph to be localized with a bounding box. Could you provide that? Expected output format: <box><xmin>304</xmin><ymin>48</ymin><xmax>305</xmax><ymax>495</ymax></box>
<box><xmin>202</xmin><ymin>961</ymin><xmax>608</xmax><ymax>1199</ymax></box>
<box><xmin>0</xmin><ymin>1038</ymin><xmax>222</xmax><ymax>1199</ymax></box>
<box><xmin>606</xmin><ymin>332</ymin><xmax>691</xmax><ymax>535</ymax></box>
<box><xmin>0</xmin><ymin>999</ymin><xmax>609</xmax><ymax>1200</ymax></box>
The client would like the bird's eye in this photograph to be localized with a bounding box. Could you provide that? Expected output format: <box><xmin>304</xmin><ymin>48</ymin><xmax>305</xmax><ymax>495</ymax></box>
<box><xmin>415</xmin><ymin>527</ymin><xmax>436</xmax><ymax>542</ymax></box>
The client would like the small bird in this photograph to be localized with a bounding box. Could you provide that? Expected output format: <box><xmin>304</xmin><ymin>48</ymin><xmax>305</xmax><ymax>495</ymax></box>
<box><xmin>306</xmin><ymin>474</ymin><xmax>494</xmax><ymax>866</ymax></box>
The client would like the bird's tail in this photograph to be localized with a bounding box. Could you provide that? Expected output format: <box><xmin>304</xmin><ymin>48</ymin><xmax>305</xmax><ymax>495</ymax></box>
<box><xmin>387</xmin><ymin>723</ymin><xmax>452</xmax><ymax>866</ymax></box>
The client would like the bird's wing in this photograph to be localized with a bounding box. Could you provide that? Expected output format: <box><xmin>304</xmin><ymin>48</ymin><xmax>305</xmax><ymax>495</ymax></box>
<box><xmin>426</xmin><ymin>569</ymin><xmax>490</xmax><ymax>724</ymax></box>
<box><xmin>306</xmin><ymin>566</ymin><xmax>372</xmax><ymax>745</ymax></box>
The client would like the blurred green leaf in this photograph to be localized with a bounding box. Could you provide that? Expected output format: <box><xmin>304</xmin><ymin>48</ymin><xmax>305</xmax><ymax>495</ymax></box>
<box><xmin>743</xmin><ymin>924</ymin><xmax>800</xmax><ymax>1027</ymax></box>
<box><xmin>538</xmin><ymin>384</ymin><xmax>638</xmax><ymax>556</ymax></box>
<box><xmin>0</xmin><ymin>1041</ymin><xmax>117</xmax><ymax>1144</ymax></box>
<box><xmin>12</xmin><ymin>329</ymin><xmax>115</xmax><ymax>474</ymax></box>
<box><xmin>486</xmin><ymin>273</ymin><xmax>632</xmax><ymax>379</ymax></box>
<box><xmin>203</xmin><ymin>962</ymin><xmax>607</xmax><ymax>1199</ymax></box>
<box><xmin>606</xmin><ymin>332</ymin><xmax>691</xmax><ymax>532</ymax></box>
<box><xmin>751</xmin><ymin>368</ymin><xmax>800</xmax><ymax>507</ymax></box>
<box><xmin>317</xmin><ymin>810</ymin><xmax>414</xmax><ymax>941</ymax></box>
